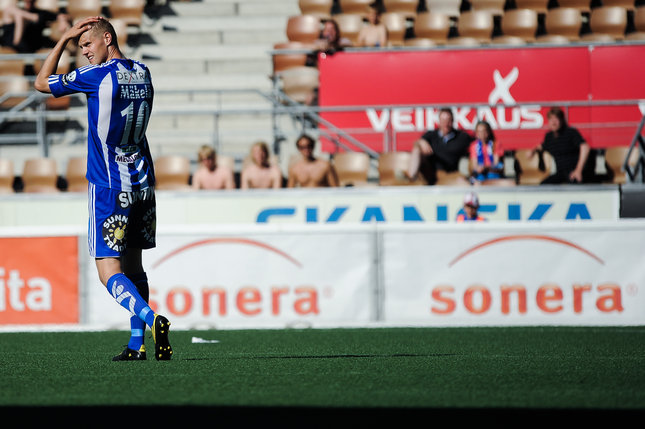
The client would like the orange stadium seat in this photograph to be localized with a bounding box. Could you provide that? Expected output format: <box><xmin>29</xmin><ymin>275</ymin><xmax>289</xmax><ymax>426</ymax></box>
<box><xmin>272</xmin><ymin>41</ymin><xmax>315</xmax><ymax>74</ymax></box>
<box><xmin>65</xmin><ymin>156</ymin><xmax>88</xmax><ymax>192</ymax></box>
<box><xmin>626</xmin><ymin>5</ymin><xmax>645</xmax><ymax>39</ymax></box>
<box><xmin>333</xmin><ymin>13</ymin><xmax>365</xmax><ymax>45</ymax></box>
<box><xmin>22</xmin><ymin>158</ymin><xmax>60</xmax><ymax>193</ymax></box>
<box><xmin>404</xmin><ymin>37</ymin><xmax>439</xmax><ymax>46</ymax></box>
<box><xmin>154</xmin><ymin>155</ymin><xmax>191</xmax><ymax>191</ymax></box>
<box><xmin>0</xmin><ymin>47</ymin><xmax>29</xmax><ymax>110</ymax></box>
<box><xmin>454</xmin><ymin>10</ymin><xmax>494</xmax><ymax>43</ymax></box>
<box><xmin>339</xmin><ymin>0</ymin><xmax>373</xmax><ymax>17</ymax></box>
<box><xmin>66</xmin><ymin>0</ymin><xmax>102</xmax><ymax>22</ymax></box>
<box><xmin>556</xmin><ymin>0</ymin><xmax>591</xmax><ymax>13</ymax></box>
<box><xmin>514</xmin><ymin>0</ymin><xmax>549</xmax><ymax>14</ymax></box>
<box><xmin>499</xmin><ymin>8</ymin><xmax>538</xmax><ymax>42</ymax></box>
<box><xmin>34</xmin><ymin>48</ymin><xmax>72</xmax><ymax>109</ymax></box>
<box><xmin>381</xmin><ymin>12</ymin><xmax>408</xmax><ymax>46</ymax></box>
<box><xmin>425</xmin><ymin>0</ymin><xmax>461</xmax><ymax>18</ymax></box>
<box><xmin>109</xmin><ymin>0</ymin><xmax>145</xmax><ymax>27</ymax></box>
<box><xmin>514</xmin><ymin>149</ymin><xmax>553</xmax><ymax>185</ymax></box>
<box><xmin>383</xmin><ymin>0</ymin><xmax>420</xmax><ymax>19</ymax></box>
<box><xmin>581</xmin><ymin>6</ymin><xmax>627</xmax><ymax>40</ymax></box>
<box><xmin>0</xmin><ymin>158</ymin><xmax>15</xmax><ymax>193</ymax></box>
<box><xmin>413</xmin><ymin>11</ymin><xmax>451</xmax><ymax>44</ymax></box>
<box><xmin>286</xmin><ymin>14</ymin><xmax>322</xmax><ymax>43</ymax></box>
<box><xmin>333</xmin><ymin>151</ymin><xmax>371</xmax><ymax>187</ymax></box>
<box><xmin>298</xmin><ymin>0</ymin><xmax>333</xmax><ymax>19</ymax></box>
<box><xmin>540</xmin><ymin>7</ymin><xmax>582</xmax><ymax>41</ymax></box>
<box><xmin>600</xmin><ymin>0</ymin><xmax>635</xmax><ymax>12</ymax></box>
<box><xmin>469</xmin><ymin>0</ymin><xmax>506</xmax><ymax>17</ymax></box>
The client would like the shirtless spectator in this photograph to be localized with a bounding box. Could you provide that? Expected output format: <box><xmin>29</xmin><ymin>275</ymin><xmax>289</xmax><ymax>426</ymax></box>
<box><xmin>356</xmin><ymin>1</ymin><xmax>388</xmax><ymax>48</ymax></box>
<box><xmin>287</xmin><ymin>134</ymin><xmax>339</xmax><ymax>188</ymax></box>
<box><xmin>241</xmin><ymin>141</ymin><xmax>283</xmax><ymax>189</ymax></box>
<box><xmin>191</xmin><ymin>145</ymin><xmax>235</xmax><ymax>190</ymax></box>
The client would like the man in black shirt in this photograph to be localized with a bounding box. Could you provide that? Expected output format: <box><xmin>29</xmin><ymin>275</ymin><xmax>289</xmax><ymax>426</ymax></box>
<box><xmin>529</xmin><ymin>107</ymin><xmax>594</xmax><ymax>184</ymax></box>
<box><xmin>407</xmin><ymin>108</ymin><xmax>472</xmax><ymax>185</ymax></box>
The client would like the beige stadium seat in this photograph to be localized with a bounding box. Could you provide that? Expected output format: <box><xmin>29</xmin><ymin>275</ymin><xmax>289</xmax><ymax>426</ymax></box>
<box><xmin>469</xmin><ymin>0</ymin><xmax>506</xmax><ymax>17</ymax></box>
<box><xmin>534</xmin><ymin>34</ymin><xmax>571</xmax><ymax>43</ymax></box>
<box><xmin>334</xmin><ymin>13</ymin><xmax>365</xmax><ymax>46</ymax></box>
<box><xmin>599</xmin><ymin>0</ymin><xmax>635</xmax><ymax>11</ymax></box>
<box><xmin>22</xmin><ymin>158</ymin><xmax>60</xmax><ymax>193</ymax></box>
<box><xmin>378</xmin><ymin>152</ymin><xmax>426</xmax><ymax>186</ymax></box>
<box><xmin>604</xmin><ymin>146</ymin><xmax>640</xmax><ymax>184</ymax></box>
<box><xmin>154</xmin><ymin>155</ymin><xmax>191</xmax><ymax>191</ymax></box>
<box><xmin>381</xmin><ymin>12</ymin><xmax>407</xmax><ymax>46</ymax></box>
<box><xmin>333</xmin><ymin>152</ymin><xmax>371</xmax><ymax>187</ymax></box>
<box><xmin>65</xmin><ymin>156</ymin><xmax>88</xmax><ymax>192</ymax></box>
<box><xmin>581</xmin><ymin>6</ymin><xmax>627</xmax><ymax>40</ymax></box>
<box><xmin>383</xmin><ymin>0</ymin><xmax>419</xmax><ymax>19</ymax></box>
<box><xmin>514</xmin><ymin>0</ymin><xmax>549</xmax><ymax>14</ymax></box>
<box><xmin>278</xmin><ymin>66</ymin><xmax>319</xmax><ymax>104</ymax></box>
<box><xmin>435</xmin><ymin>170</ymin><xmax>470</xmax><ymax>185</ymax></box>
<box><xmin>455</xmin><ymin>10</ymin><xmax>494</xmax><ymax>43</ymax></box>
<box><xmin>514</xmin><ymin>149</ymin><xmax>553</xmax><ymax>185</ymax></box>
<box><xmin>404</xmin><ymin>37</ymin><xmax>439</xmax><ymax>46</ymax></box>
<box><xmin>425</xmin><ymin>0</ymin><xmax>461</xmax><ymax>18</ymax></box>
<box><xmin>0</xmin><ymin>46</ymin><xmax>25</xmax><ymax>75</ymax></box>
<box><xmin>35</xmin><ymin>0</ymin><xmax>60</xmax><ymax>13</ymax></box>
<box><xmin>33</xmin><ymin>48</ymin><xmax>72</xmax><ymax>110</ymax></box>
<box><xmin>298</xmin><ymin>0</ymin><xmax>333</xmax><ymax>19</ymax></box>
<box><xmin>500</xmin><ymin>8</ymin><xmax>538</xmax><ymax>42</ymax></box>
<box><xmin>556</xmin><ymin>0</ymin><xmax>591</xmax><ymax>13</ymax></box>
<box><xmin>491</xmin><ymin>34</ymin><xmax>528</xmax><ymax>45</ymax></box>
<box><xmin>0</xmin><ymin>158</ymin><xmax>15</xmax><ymax>193</ymax></box>
<box><xmin>66</xmin><ymin>0</ymin><xmax>102</xmax><ymax>22</ymax></box>
<box><xmin>286</xmin><ymin>14</ymin><xmax>322</xmax><ymax>43</ymax></box>
<box><xmin>626</xmin><ymin>5</ymin><xmax>645</xmax><ymax>39</ymax></box>
<box><xmin>272</xmin><ymin>41</ymin><xmax>315</xmax><ymax>74</ymax></box>
<box><xmin>109</xmin><ymin>0</ymin><xmax>145</xmax><ymax>26</ymax></box>
<box><xmin>413</xmin><ymin>11</ymin><xmax>451</xmax><ymax>44</ymax></box>
<box><xmin>541</xmin><ymin>7</ymin><xmax>582</xmax><ymax>41</ymax></box>
<box><xmin>339</xmin><ymin>0</ymin><xmax>373</xmax><ymax>17</ymax></box>
<box><xmin>0</xmin><ymin>48</ymin><xmax>29</xmax><ymax>109</ymax></box>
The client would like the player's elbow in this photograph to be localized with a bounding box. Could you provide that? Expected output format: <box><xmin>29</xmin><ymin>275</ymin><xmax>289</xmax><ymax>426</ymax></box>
<box><xmin>34</xmin><ymin>77</ymin><xmax>51</xmax><ymax>94</ymax></box>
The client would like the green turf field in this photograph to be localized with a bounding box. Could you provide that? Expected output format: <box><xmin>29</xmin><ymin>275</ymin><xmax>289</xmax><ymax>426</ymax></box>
<box><xmin>1</xmin><ymin>326</ymin><xmax>644</xmax><ymax>412</ymax></box>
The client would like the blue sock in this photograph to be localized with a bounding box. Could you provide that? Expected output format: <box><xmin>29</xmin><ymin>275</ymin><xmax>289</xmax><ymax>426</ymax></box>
<box><xmin>107</xmin><ymin>273</ymin><xmax>156</xmax><ymax>331</ymax></box>
<box><xmin>126</xmin><ymin>272</ymin><xmax>149</xmax><ymax>351</ymax></box>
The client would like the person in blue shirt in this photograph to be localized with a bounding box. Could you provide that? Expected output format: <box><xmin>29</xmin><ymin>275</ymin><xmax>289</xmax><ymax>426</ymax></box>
<box><xmin>456</xmin><ymin>191</ymin><xmax>486</xmax><ymax>222</ymax></box>
<box><xmin>35</xmin><ymin>16</ymin><xmax>172</xmax><ymax>361</ymax></box>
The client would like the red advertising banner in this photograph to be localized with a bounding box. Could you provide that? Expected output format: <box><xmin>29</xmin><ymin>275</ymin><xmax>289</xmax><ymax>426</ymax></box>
<box><xmin>0</xmin><ymin>236</ymin><xmax>79</xmax><ymax>325</ymax></box>
<box><xmin>318</xmin><ymin>44</ymin><xmax>645</xmax><ymax>153</ymax></box>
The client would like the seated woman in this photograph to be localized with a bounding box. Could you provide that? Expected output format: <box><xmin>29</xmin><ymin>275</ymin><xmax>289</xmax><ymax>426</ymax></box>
<box><xmin>469</xmin><ymin>120</ymin><xmax>505</xmax><ymax>183</ymax></box>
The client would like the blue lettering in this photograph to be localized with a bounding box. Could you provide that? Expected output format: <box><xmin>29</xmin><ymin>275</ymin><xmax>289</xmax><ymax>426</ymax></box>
<box><xmin>437</xmin><ymin>205</ymin><xmax>448</xmax><ymax>222</ymax></box>
<box><xmin>508</xmin><ymin>203</ymin><xmax>521</xmax><ymax>221</ymax></box>
<box><xmin>565</xmin><ymin>203</ymin><xmax>591</xmax><ymax>220</ymax></box>
<box><xmin>256</xmin><ymin>207</ymin><xmax>295</xmax><ymax>223</ymax></box>
<box><xmin>403</xmin><ymin>205</ymin><xmax>424</xmax><ymax>222</ymax></box>
<box><xmin>327</xmin><ymin>207</ymin><xmax>348</xmax><ymax>223</ymax></box>
<box><xmin>528</xmin><ymin>203</ymin><xmax>552</xmax><ymax>220</ymax></box>
<box><xmin>362</xmin><ymin>206</ymin><xmax>385</xmax><ymax>222</ymax></box>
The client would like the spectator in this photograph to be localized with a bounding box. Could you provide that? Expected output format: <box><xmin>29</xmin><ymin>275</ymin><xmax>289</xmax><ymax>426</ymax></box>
<box><xmin>456</xmin><ymin>191</ymin><xmax>486</xmax><ymax>222</ymax></box>
<box><xmin>314</xmin><ymin>19</ymin><xmax>353</xmax><ymax>53</ymax></box>
<box><xmin>527</xmin><ymin>107</ymin><xmax>594</xmax><ymax>184</ymax></box>
<box><xmin>469</xmin><ymin>120</ymin><xmax>505</xmax><ymax>184</ymax></box>
<box><xmin>287</xmin><ymin>134</ymin><xmax>339</xmax><ymax>188</ymax></box>
<box><xmin>1</xmin><ymin>0</ymin><xmax>70</xmax><ymax>53</ymax></box>
<box><xmin>191</xmin><ymin>145</ymin><xmax>235</xmax><ymax>190</ymax></box>
<box><xmin>406</xmin><ymin>108</ymin><xmax>472</xmax><ymax>185</ymax></box>
<box><xmin>357</xmin><ymin>1</ymin><xmax>388</xmax><ymax>48</ymax></box>
<box><xmin>240</xmin><ymin>141</ymin><xmax>283</xmax><ymax>189</ymax></box>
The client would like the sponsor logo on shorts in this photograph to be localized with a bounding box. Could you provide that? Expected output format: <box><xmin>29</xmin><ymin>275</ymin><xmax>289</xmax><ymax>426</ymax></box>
<box><xmin>142</xmin><ymin>206</ymin><xmax>156</xmax><ymax>246</ymax></box>
<box><xmin>102</xmin><ymin>214</ymin><xmax>128</xmax><ymax>252</ymax></box>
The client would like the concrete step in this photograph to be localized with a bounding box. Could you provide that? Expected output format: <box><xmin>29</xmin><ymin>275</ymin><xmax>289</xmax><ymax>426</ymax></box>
<box><xmin>150</xmin><ymin>71</ymin><xmax>273</xmax><ymax>90</ymax></box>
<box><xmin>168</xmin><ymin>0</ymin><xmax>299</xmax><ymax>17</ymax></box>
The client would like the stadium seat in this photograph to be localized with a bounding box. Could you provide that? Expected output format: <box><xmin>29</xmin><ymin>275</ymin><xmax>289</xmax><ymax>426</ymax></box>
<box><xmin>381</xmin><ymin>12</ymin><xmax>408</xmax><ymax>46</ymax></box>
<box><xmin>35</xmin><ymin>0</ymin><xmax>60</xmax><ymax>13</ymax></box>
<box><xmin>65</xmin><ymin>156</ymin><xmax>88</xmax><ymax>192</ymax></box>
<box><xmin>454</xmin><ymin>10</ymin><xmax>495</xmax><ymax>43</ymax></box>
<box><xmin>469</xmin><ymin>0</ymin><xmax>506</xmax><ymax>17</ymax></box>
<box><xmin>413</xmin><ymin>11</ymin><xmax>451</xmax><ymax>44</ymax></box>
<box><xmin>600</xmin><ymin>0</ymin><xmax>635</xmax><ymax>12</ymax></box>
<box><xmin>0</xmin><ymin>47</ymin><xmax>29</xmax><ymax>110</ymax></box>
<box><xmin>378</xmin><ymin>152</ymin><xmax>426</xmax><ymax>186</ymax></box>
<box><xmin>33</xmin><ymin>48</ymin><xmax>71</xmax><ymax>110</ymax></box>
<box><xmin>109</xmin><ymin>0</ymin><xmax>144</xmax><ymax>28</ymax></box>
<box><xmin>154</xmin><ymin>155</ymin><xmax>191</xmax><ymax>191</ymax></box>
<box><xmin>110</xmin><ymin>18</ymin><xmax>129</xmax><ymax>47</ymax></box>
<box><xmin>286</xmin><ymin>14</ymin><xmax>322</xmax><ymax>43</ymax></box>
<box><xmin>541</xmin><ymin>7</ymin><xmax>582</xmax><ymax>41</ymax></box>
<box><xmin>425</xmin><ymin>0</ymin><xmax>461</xmax><ymax>18</ymax></box>
<box><xmin>581</xmin><ymin>6</ymin><xmax>627</xmax><ymax>40</ymax></box>
<box><xmin>491</xmin><ymin>34</ymin><xmax>528</xmax><ymax>44</ymax></box>
<box><xmin>332</xmin><ymin>151</ymin><xmax>371</xmax><ymax>187</ymax></box>
<box><xmin>626</xmin><ymin>5</ymin><xmax>645</xmax><ymax>39</ymax></box>
<box><xmin>534</xmin><ymin>34</ymin><xmax>571</xmax><ymax>43</ymax></box>
<box><xmin>333</xmin><ymin>13</ymin><xmax>365</xmax><ymax>46</ymax></box>
<box><xmin>278</xmin><ymin>66</ymin><xmax>319</xmax><ymax>104</ymax></box>
<box><xmin>272</xmin><ymin>41</ymin><xmax>315</xmax><ymax>74</ymax></box>
<box><xmin>0</xmin><ymin>46</ymin><xmax>25</xmax><ymax>75</ymax></box>
<box><xmin>514</xmin><ymin>149</ymin><xmax>553</xmax><ymax>185</ymax></box>
<box><xmin>498</xmin><ymin>8</ymin><xmax>538</xmax><ymax>42</ymax></box>
<box><xmin>339</xmin><ymin>0</ymin><xmax>373</xmax><ymax>17</ymax></box>
<box><xmin>66</xmin><ymin>0</ymin><xmax>102</xmax><ymax>22</ymax></box>
<box><xmin>404</xmin><ymin>37</ymin><xmax>439</xmax><ymax>46</ymax></box>
<box><xmin>435</xmin><ymin>170</ymin><xmax>470</xmax><ymax>185</ymax></box>
<box><xmin>446</xmin><ymin>35</ymin><xmax>482</xmax><ymax>45</ymax></box>
<box><xmin>22</xmin><ymin>158</ymin><xmax>60</xmax><ymax>193</ymax></box>
<box><xmin>604</xmin><ymin>146</ymin><xmax>640</xmax><ymax>184</ymax></box>
<box><xmin>556</xmin><ymin>0</ymin><xmax>591</xmax><ymax>13</ymax></box>
<box><xmin>298</xmin><ymin>0</ymin><xmax>333</xmax><ymax>19</ymax></box>
<box><xmin>514</xmin><ymin>0</ymin><xmax>549</xmax><ymax>14</ymax></box>
<box><xmin>383</xmin><ymin>0</ymin><xmax>420</xmax><ymax>19</ymax></box>
<box><xmin>0</xmin><ymin>158</ymin><xmax>14</xmax><ymax>193</ymax></box>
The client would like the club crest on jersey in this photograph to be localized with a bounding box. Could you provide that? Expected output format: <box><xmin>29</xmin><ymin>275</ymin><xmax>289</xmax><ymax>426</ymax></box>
<box><xmin>61</xmin><ymin>71</ymin><xmax>77</xmax><ymax>86</ymax></box>
<box><xmin>102</xmin><ymin>214</ymin><xmax>128</xmax><ymax>251</ymax></box>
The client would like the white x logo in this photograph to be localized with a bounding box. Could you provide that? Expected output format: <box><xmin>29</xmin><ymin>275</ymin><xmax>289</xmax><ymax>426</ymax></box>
<box><xmin>488</xmin><ymin>67</ymin><xmax>519</xmax><ymax>106</ymax></box>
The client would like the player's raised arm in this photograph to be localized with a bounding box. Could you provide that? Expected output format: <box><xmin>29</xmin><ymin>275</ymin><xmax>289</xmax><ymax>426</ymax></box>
<box><xmin>34</xmin><ymin>16</ymin><xmax>101</xmax><ymax>93</ymax></box>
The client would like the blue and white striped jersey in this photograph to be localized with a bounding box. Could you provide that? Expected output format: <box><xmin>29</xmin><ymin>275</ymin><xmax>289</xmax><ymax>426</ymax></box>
<box><xmin>49</xmin><ymin>58</ymin><xmax>156</xmax><ymax>191</ymax></box>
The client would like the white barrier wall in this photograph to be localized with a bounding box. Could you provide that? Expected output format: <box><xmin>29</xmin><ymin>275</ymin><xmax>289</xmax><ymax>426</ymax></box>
<box><xmin>82</xmin><ymin>221</ymin><xmax>645</xmax><ymax>329</ymax></box>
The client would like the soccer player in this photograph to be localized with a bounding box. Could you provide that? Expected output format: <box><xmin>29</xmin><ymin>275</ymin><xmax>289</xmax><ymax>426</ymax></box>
<box><xmin>34</xmin><ymin>16</ymin><xmax>172</xmax><ymax>361</ymax></box>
